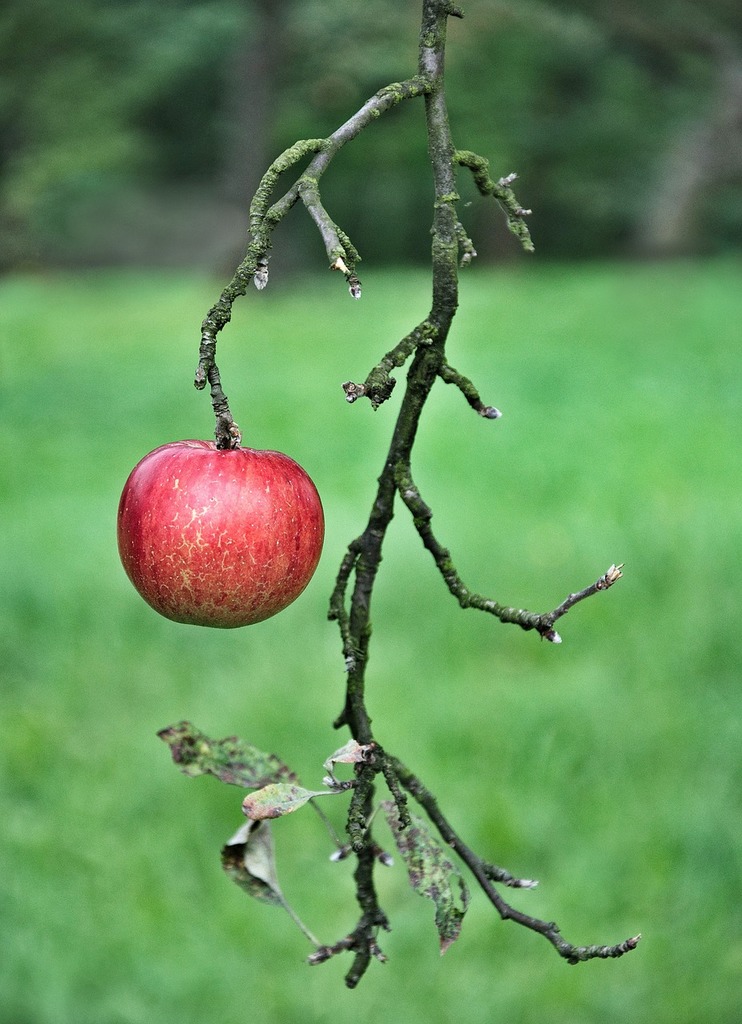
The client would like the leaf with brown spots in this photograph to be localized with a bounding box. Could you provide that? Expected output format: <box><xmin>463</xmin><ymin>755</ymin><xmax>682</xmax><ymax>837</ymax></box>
<box><xmin>157</xmin><ymin>721</ymin><xmax>298</xmax><ymax>789</ymax></box>
<box><xmin>242</xmin><ymin>782</ymin><xmax>339</xmax><ymax>820</ymax></box>
<box><xmin>382</xmin><ymin>801</ymin><xmax>470</xmax><ymax>954</ymax></box>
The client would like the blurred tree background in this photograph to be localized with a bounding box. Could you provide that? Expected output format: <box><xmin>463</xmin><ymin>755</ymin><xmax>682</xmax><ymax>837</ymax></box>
<box><xmin>2</xmin><ymin>0</ymin><xmax>741</xmax><ymax>272</ymax></box>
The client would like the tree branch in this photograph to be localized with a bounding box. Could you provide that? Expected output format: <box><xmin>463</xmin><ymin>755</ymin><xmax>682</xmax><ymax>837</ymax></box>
<box><xmin>196</xmin><ymin>78</ymin><xmax>430</xmax><ymax>447</ymax></box>
<box><xmin>454</xmin><ymin>152</ymin><xmax>535</xmax><ymax>252</ymax></box>
<box><xmin>394</xmin><ymin>463</ymin><xmax>623</xmax><ymax>642</ymax></box>
<box><xmin>341</xmin><ymin>319</ymin><xmax>437</xmax><ymax>410</ymax></box>
<box><xmin>437</xmin><ymin>359</ymin><xmax>501</xmax><ymax>417</ymax></box>
<box><xmin>390</xmin><ymin>756</ymin><xmax>641</xmax><ymax>965</ymax></box>
<box><xmin>309</xmin><ymin>764</ymin><xmax>391</xmax><ymax>987</ymax></box>
<box><xmin>321</xmin><ymin>0</ymin><xmax>634</xmax><ymax>977</ymax></box>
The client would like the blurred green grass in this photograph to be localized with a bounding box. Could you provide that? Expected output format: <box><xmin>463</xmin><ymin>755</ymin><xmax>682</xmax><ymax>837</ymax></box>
<box><xmin>1</xmin><ymin>261</ymin><xmax>741</xmax><ymax>1023</ymax></box>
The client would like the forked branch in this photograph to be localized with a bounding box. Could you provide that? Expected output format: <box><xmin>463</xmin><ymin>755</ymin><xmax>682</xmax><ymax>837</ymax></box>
<box><xmin>185</xmin><ymin>0</ymin><xmax>637</xmax><ymax>988</ymax></box>
<box><xmin>389</xmin><ymin>756</ymin><xmax>640</xmax><ymax>965</ymax></box>
<box><xmin>322</xmin><ymin>0</ymin><xmax>633</xmax><ymax>982</ymax></box>
<box><xmin>196</xmin><ymin>79</ymin><xmax>430</xmax><ymax>447</ymax></box>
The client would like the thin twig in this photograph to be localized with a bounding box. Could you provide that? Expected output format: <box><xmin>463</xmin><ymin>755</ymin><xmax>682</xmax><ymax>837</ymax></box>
<box><xmin>454</xmin><ymin>151</ymin><xmax>534</xmax><ymax>252</ymax></box>
<box><xmin>438</xmin><ymin>360</ymin><xmax>501</xmax><ymax>418</ymax></box>
<box><xmin>196</xmin><ymin>79</ymin><xmax>431</xmax><ymax>445</ymax></box>
<box><xmin>395</xmin><ymin>463</ymin><xmax>622</xmax><ymax>642</ymax></box>
<box><xmin>390</xmin><ymin>755</ymin><xmax>640</xmax><ymax>964</ymax></box>
<box><xmin>342</xmin><ymin>320</ymin><xmax>437</xmax><ymax>409</ymax></box>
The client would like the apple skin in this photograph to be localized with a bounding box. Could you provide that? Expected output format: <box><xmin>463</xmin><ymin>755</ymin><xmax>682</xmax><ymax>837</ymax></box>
<box><xmin>117</xmin><ymin>440</ymin><xmax>324</xmax><ymax>627</ymax></box>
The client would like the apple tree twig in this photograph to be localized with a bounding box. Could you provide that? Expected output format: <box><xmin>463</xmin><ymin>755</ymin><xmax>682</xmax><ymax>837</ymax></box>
<box><xmin>196</xmin><ymin>80</ymin><xmax>430</xmax><ymax>447</ymax></box>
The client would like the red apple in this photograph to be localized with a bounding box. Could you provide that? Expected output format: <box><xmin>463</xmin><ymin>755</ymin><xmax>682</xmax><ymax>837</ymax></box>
<box><xmin>117</xmin><ymin>440</ymin><xmax>324</xmax><ymax>627</ymax></box>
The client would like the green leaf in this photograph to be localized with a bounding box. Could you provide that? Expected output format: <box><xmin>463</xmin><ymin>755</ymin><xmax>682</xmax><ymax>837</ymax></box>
<box><xmin>381</xmin><ymin>801</ymin><xmax>470</xmax><ymax>955</ymax></box>
<box><xmin>157</xmin><ymin>721</ymin><xmax>298</xmax><ymax>789</ymax></box>
<box><xmin>242</xmin><ymin>783</ymin><xmax>338</xmax><ymax>820</ymax></box>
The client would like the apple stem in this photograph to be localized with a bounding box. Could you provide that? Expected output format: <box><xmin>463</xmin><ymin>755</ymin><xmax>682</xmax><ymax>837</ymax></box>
<box><xmin>194</xmin><ymin>329</ymin><xmax>241</xmax><ymax>449</ymax></box>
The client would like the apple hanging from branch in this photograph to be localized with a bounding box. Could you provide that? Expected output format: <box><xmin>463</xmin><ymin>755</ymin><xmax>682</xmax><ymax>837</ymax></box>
<box><xmin>117</xmin><ymin>440</ymin><xmax>324</xmax><ymax>628</ymax></box>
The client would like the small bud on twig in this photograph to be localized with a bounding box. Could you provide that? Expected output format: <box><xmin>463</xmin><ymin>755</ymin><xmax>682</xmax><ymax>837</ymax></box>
<box><xmin>598</xmin><ymin>563</ymin><xmax>624</xmax><ymax>589</ymax></box>
<box><xmin>253</xmin><ymin>257</ymin><xmax>269</xmax><ymax>290</ymax></box>
<box><xmin>330</xmin><ymin>845</ymin><xmax>353</xmax><ymax>863</ymax></box>
<box><xmin>342</xmin><ymin>381</ymin><xmax>366</xmax><ymax>404</ymax></box>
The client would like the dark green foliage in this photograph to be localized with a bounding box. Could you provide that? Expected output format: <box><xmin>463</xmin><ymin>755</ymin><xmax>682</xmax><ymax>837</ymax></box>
<box><xmin>2</xmin><ymin>0</ymin><xmax>740</xmax><ymax>266</ymax></box>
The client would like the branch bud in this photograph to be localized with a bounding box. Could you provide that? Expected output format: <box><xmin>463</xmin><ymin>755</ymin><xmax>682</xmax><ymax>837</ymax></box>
<box><xmin>253</xmin><ymin>258</ymin><xmax>269</xmax><ymax>290</ymax></box>
<box><xmin>329</xmin><ymin>845</ymin><xmax>352</xmax><ymax>863</ymax></box>
<box><xmin>342</xmin><ymin>381</ymin><xmax>366</xmax><ymax>404</ymax></box>
<box><xmin>597</xmin><ymin>563</ymin><xmax>624</xmax><ymax>589</ymax></box>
